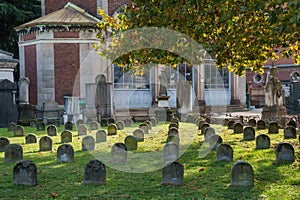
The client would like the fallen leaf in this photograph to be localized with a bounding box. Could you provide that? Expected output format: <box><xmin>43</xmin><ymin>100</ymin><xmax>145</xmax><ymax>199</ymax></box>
<box><xmin>51</xmin><ymin>193</ymin><xmax>58</xmax><ymax>198</ymax></box>
<box><xmin>199</xmin><ymin>167</ymin><xmax>205</xmax><ymax>172</ymax></box>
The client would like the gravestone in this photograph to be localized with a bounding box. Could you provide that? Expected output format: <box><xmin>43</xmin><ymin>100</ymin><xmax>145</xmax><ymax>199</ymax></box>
<box><xmin>284</xmin><ymin>126</ymin><xmax>297</xmax><ymax>139</ymax></box>
<box><xmin>82</xmin><ymin>136</ymin><xmax>95</xmax><ymax>151</ymax></box>
<box><xmin>64</xmin><ymin>121</ymin><xmax>73</xmax><ymax>131</ymax></box>
<box><xmin>100</xmin><ymin>119</ymin><xmax>108</xmax><ymax>127</ymax></box>
<box><xmin>197</xmin><ymin>120</ymin><xmax>206</xmax><ymax>130</ymax></box>
<box><xmin>124</xmin><ymin>135</ymin><xmax>138</xmax><ymax>151</ymax></box>
<box><xmin>39</xmin><ymin>136</ymin><xmax>52</xmax><ymax>151</ymax></box>
<box><xmin>90</xmin><ymin>121</ymin><xmax>99</xmax><ymax>130</ymax></box>
<box><xmin>25</xmin><ymin>133</ymin><xmax>37</xmax><ymax>144</ymax></box>
<box><xmin>204</xmin><ymin>127</ymin><xmax>215</xmax><ymax>141</ymax></box>
<box><xmin>61</xmin><ymin>130</ymin><xmax>73</xmax><ymax>143</ymax></box>
<box><xmin>268</xmin><ymin>121</ymin><xmax>279</xmax><ymax>134</ymax></box>
<box><xmin>144</xmin><ymin>120</ymin><xmax>152</xmax><ymax>130</ymax></box>
<box><xmin>169</xmin><ymin>123</ymin><xmax>179</xmax><ymax>130</ymax></box>
<box><xmin>13</xmin><ymin>160</ymin><xmax>37</xmax><ymax>186</ymax></box>
<box><xmin>227</xmin><ymin>120</ymin><xmax>235</xmax><ymax>129</ymax></box>
<box><xmin>248</xmin><ymin>118</ymin><xmax>256</xmax><ymax>127</ymax></box>
<box><xmin>243</xmin><ymin>126</ymin><xmax>255</xmax><ymax>141</ymax></box>
<box><xmin>150</xmin><ymin>117</ymin><xmax>157</xmax><ymax>126</ymax></box>
<box><xmin>233</xmin><ymin>122</ymin><xmax>244</xmax><ymax>134</ymax></box>
<box><xmin>5</xmin><ymin>144</ymin><xmax>23</xmax><ymax>162</ymax></box>
<box><xmin>161</xmin><ymin>161</ymin><xmax>184</xmax><ymax>186</ymax></box>
<box><xmin>107</xmin><ymin>124</ymin><xmax>117</xmax><ymax>136</ymax></box>
<box><xmin>42</xmin><ymin>101</ymin><xmax>61</xmax><ymax>125</ymax></box>
<box><xmin>8</xmin><ymin>122</ymin><xmax>17</xmax><ymax>132</ymax></box>
<box><xmin>209</xmin><ymin>135</ymin><xmax>223</xmax><ymax>150</ymax></box>
<box><xmin>230</xmin><ymin>160</ymin><xmax>254</xmax><ymax>187</ymax></box>
<box><xmin>256</xmin><ymin>134</ymin><xmax>270</xmax><ymax>149</ymax></box>
<box><xmin>111</xmin><ymin>143</ymin><xmax>127</xmax><ymax>162</ymax></box>
<box><xmin>57</xmin><ymin>144</ymin><xmax>74</xmax><ymax>162</ymax></box>
<box><xmin>83</xmin><ymin>159</ymin><xmax>106</xmax><ymax>185</ymax></box>
<box><xmin>96</xmin><ymin>130</ymin><xmax>107</xmax><ymax>143</ymax></box>
<box><xmin>108</xmin><ymin>118</ymin><xmax>115</xmax><ymax>124</ymax></box>
<box><xmin>133</xmin><ymin>129</ymin><xmax>145</xmax><ymax>142</ymax></box>
<box><xmin>139</xmin><ymin>123</ymin><xmax>149</xmax><ymax>134</ymax></box>
<box><xmin>287</xmin><ymin>119</ymin><xmax>297</xmax><ymax>128</ymax></box>
<box><xmin>166</xmin><ymin>134</ymin><xmax>180</xmax><ymax>146</ymax></box>
<box><xmin>216</xmin><ymin>144</ymin><xmax>233</xmax><ymax>162</ymax></box>
<box><xmin>200</xmin><ymin>123</ymin><xmax>210</xmax><ymax>135</ymax></box>
<box><xmin>36</xmin><ymin>121</ymin><xmax>46</xmax><ymax>131</ymax></box>
<box><xmin>78</xmin><ymin>124</ymin><xmax>88</xmax><ymax>136</ymax></box>
<box><xmin>168</xmin><ymin>127</ymin><xmax>179</xmax><ymax>136</ymax></box>
<box><xmin>124</xmin><ymin>119</ymin><xmax>133</xmax><ymax>127</ymax></box>
<box><xmin>0</xmin><ymin>137</ymin><xmax>10</xmax><ymax>152</ymax></box>
<box><xmin>275</xmin><ymin>142</ymin><xmax>295</xmax><ymax>163</ymax></box>
<box><xmin>76</xmin><ymin>119</ymin><xmax>84</xmax><ymax>127</ymax></box>
<box><xmin>47</xmin><ymin>125</ymin><xmax>57</xmax><ymax>136</ymax></box>
<box><xmin>14</xmin><ymin>125</ymin><xmax>25</xmax><ymax>137</ymax></box>
<box><xmin>116</xmin><ymin>121</ymin><xmax>125</xmax><ymax>130</ymax></box>
<box><xmin>239</xmin><ymin>115</ymin><xmax>244</xmax><ymax>124</ymax></box>
<box><xmin>256</xmin><ymin>120</ymin><xmax>267</xmax><ymax>130</ymax></box>
<box><xmin>222</xmin><ymin>118</ymin><xmax>229</xmax><ymax>126</ymax></box>
<box><xmin>163</xmin><ymin>142</ymin><xmax>179</xmax><ymax>163</ymax></box>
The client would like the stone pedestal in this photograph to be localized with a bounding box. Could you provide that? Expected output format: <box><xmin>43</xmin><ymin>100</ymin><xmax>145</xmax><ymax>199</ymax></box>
<box><xmin>18</xmin><ymin>77</ymin><xmax>30</xmax><ymax>104</ymax></box>
<box><xmin>157</xmin><ymin>96</ymin><xmax>170</xmax><ymax>108</ymax></box>
<box><xmin>262</xmin><ymin>106</ymin><xmax>287</xmax><ymax>122</ymax></box>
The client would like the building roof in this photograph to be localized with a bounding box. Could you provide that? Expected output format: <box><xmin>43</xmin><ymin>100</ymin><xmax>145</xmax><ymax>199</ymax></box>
<box><xmin>15</xmin><ymin>2</ymin><xmax>100</xmax><ymax>32</ymax></box>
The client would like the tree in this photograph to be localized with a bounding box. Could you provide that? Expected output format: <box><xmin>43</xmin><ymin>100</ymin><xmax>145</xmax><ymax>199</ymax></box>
<box><xmin>0</xmin><ymin>0</ymin><xmax>41</xmax><ymax>58</ymax></box>
<box><xmin>95</xmin><ymin>0</ymin><xmax>299</xmax><ymax>75</ymax></box>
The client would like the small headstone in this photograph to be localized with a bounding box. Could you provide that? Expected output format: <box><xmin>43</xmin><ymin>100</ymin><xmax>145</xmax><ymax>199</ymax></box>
<box><xmin>108</xmin><ymin>118</ymin><xmax>115</xmax><ymax>124</ymax></box>
<box><xmin>170</xmin><ymin>117</ymin><xmax>180</xmax><ymax>124</ymax></box>
<box><xmin>25</xmin><ymin>133</ymin><xmax>37</xmax><ymax>144</ymax></box>
<box><xmin>47</xmin><ymin>125</ymin><xmax>57</xmax><ymax>136</ymax></box>
<box><xmin>78</xmin><ymin>124</ymin><xmax>88</xmax><ymax>136</ymax></box>
<box><xmin>243</xmin><ymin>126</ymin><xmax>255</xmax><ymax>141</ymax></box>
<box><xmin>209</xmin><ymin>135</ymin><xmax>223</xmax><ymax>150</ymax></box>
<box><xmin>5</xmin><ymin>144</ymin><xmax>23</xmax><ymax>162</ymax></box>
<box><xmin>163</xmin><ymin>142</ymin><xmax>179</xmax><ymax>163</ymax></box>
<box><xmin>139</xmin><ymin>123</ymin><xmax>149</xmax><ymax>134</ymax></box>
<box><xmin>13</xmin><ymin>160</ymin><xmax>37</xmax><ymax>186</ymax></box>
<box><xmin>61</xmin><ymin>130</ymin><xmax>73</xmax><ymax>143</ymax></box>
<box><xmin>14</xmin><ymin>125</ymin><xmax>25</xmax><ymax>137</ymax></box>
<box><xmin>76</xmin><ymin>119</ymin><xmax>84</xmax><ymax>127</ymax></box>
<box><xmin>36</xmin><ymin>121</ymin><xmax>46</xmax><ymax>131</ymax></box>
<box><xmin>57</xmin><ymin>144</ymin><xmax>74</xmax><ymax>162</ymax></box>
<box><xmin>133</xmin><ymin>129</ymin><xmax>145</xmax><ymax>142</ymax></box>
<box><xmin>30</xmin><ymin>122</ymin><xmax>36</xmax><ymax>128</ymax></box>
<box><xmin>100</xmin><ymin>119</ymin><xmax>108</xmax><ymax>127</ymax></box>
<box><xmin>284</xmin><ymin>126</ymin><xmax>297</xmax><ymax>139</ymax></box>
<box><xmin>8</xmin><ymin>122</ymin><xmax>17</xmax><ymax>132</ymax></box>
<box><xmin>166</xmin><ymin>134</ymin><xmax>180</xmax><ymax>146</ymax></box>
<box><xmin>111</xmin><ymin>143</ymin><xmax>127</xmax><ymax>162</ymax></box>
<box><xmin>230</xmin><ymin>160</ymin><xmax>254</xmax><ymax>187</ymax></box>
<box><xmin>216</xmin><ymin>144</ymin><xmax>233</xmax><ymax>162</ymax></box>
<box><xmin>222</xmin><ymin>118</ymin><xmax>229</xmax><ymax>126</ymax></box>
<box><xmin>168</xmin><ymin>127</ymin><xmax>179</xmax><ymax>136</ymax></box>
<box><xmin>233</xmin><ymin>122</ymin><xmax>244</xmax><ymax>134</ymax></box>
<box><xmin>124</xmin><ymin>119</ymin><xmax>133</xmax><ymax>127</ymax></box>
<box><xmin>39</xmin><ymin>136</ymin><xmax>52</xmax><ymax>151</ymax></box>
<box><xmin>169</xmin><ymin>123</ymin><xmax>179</xmax><ymax>130</ymax></box>
<box><xmin>90</xmin><ymin>121</ymin><xmax>99</xmax><ymax>130</ymax></box>
<box><xmin>255</xmin><ymin>134</ymin><xmax>270</xmax><ymax>149</ymax></box>
<box><xmin>256</xmin><ymin>120</ymin><xmax>266</xmax><ymax>130</ymax></box>
<box><xmin>116</xmin><ymin>121</ymin><xmax>125</xmax><ymax>130</ymax></box>
<box><xmin>268</xmin><ymin>121</ymin><xmax>279</xmax><ymax>134</ymax></box>
<box><xmin>83</xmin><ymin>159</ymin><xmax>106</xmax><ymax>185</ymax></box>
<box><xmin>0</xmin><ymin>137</ymin><xmax>10</xmax><ymax>152</ymax></box>
<box><xmin>64</xmin><ymin>121</ymin><xmax>74</xmax><ymax>131</ymax></box>
<box><xmin>161</xmin><ymin>161</ymin><xmax>184</xmax><ymax>186</ymax></box>
<box><xmin>144</xmin><ymin>120</ymin><xmax>152</xmax><ymax>130</ymax></box>
<box><xmin>124</xmin><ymin>135</ymin><xmax>138</xmax><ymax>151</ymax></box>
<box><xmin>82</xmin><ymin>136</ymin><xmax>95</xmax><ymax>151</ymax></box>
<box><xmin>248</xmin><ymin>118</ymin><xmax>256</xmax><ymax>127</ymax></box>
<box><xmin>150</xmin><ymin>117</ymin><xmax>157</xmax><ymax>126</ymax></box>
<box><xmin>96</xmin><ymin>130</ymin><xmax>107</xmax><ymax>143</ymax></box>
<box><xmin>200</xmin><ymin>123</ymin><xmax>210</xmax><ymax>135</ymax></box>
<box><xmin>197</xmin><ymin>119</ymin><xmax>206</xmax><ymax>130</ymax></box>
<box><xmin>204</xmin><ymin>127</ymin><xmax>215</xmax><ymax>141</ymax></box>
<box><xmin>227</xmin><ymin>120</ymin><xmax>235</xmax><ymax>129</ymax></box>
<box><xmin>275</xmin><ymin>142</ymin><xmax>295</xmax><ymax>163</ymax></box>
<box><xmin>287</xmin><ymin>119</ymin><xmax>297</xmax><ymax>128</ymax></box>
<box><xmin>107</xmin><ymin>124</ymin><xmax>117</xmax><ymax>136</ymax></box>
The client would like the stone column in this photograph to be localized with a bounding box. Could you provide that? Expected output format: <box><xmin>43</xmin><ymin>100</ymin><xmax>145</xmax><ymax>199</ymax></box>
<box><xmin>84</xmin><ymin>83</ymin><xmax>97</xmax><ymax>121</ymax></box>
<box><xmin>230</xmin><ymin>74</ymin><xmax>241</xmax><ymax>105</ymax></box>
<box><xmin>194</xmin><ymin>64</ymin><xmax>205</xmax><ymax>106</ymax></box>
<box><xmin>18</xmin><ymin>77</ymin><xmax>30</xmax><ymax>104</ymax></box>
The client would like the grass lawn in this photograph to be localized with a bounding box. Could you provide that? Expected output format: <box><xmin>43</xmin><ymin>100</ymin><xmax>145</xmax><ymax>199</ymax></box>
<box><xmin>0</xmin><ymin>122</ymin><xmax>299</xmax><ymax>200</ymax></box>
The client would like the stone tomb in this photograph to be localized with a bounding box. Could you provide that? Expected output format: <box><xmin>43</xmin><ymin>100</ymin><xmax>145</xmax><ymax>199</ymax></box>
<box><xmin>5</xmin><ymin>144</ymin><xmax>23</xmax><ymax>162</ymax></box>
<box><xmin>116</xmin><ymin>121</ymin><xmax>125</xmax><ymax>130</ymax></box>
<box><xmin>256</xmin><ymin>134</ymin><xmax>270</xmax><ymax>149</ymax></box>
<box><xmin>107</xmin><ymin>124</ymin><xmax>117</xmax><ymax>136</ymax></box>
<box><xmin>82</xmin><ymin>136</ymin><xmax>95</xmax><ymax>151</ymax></box>
<box><xmin>161</xmin><ymin>161</ymin><xmax>184</xmax><ymax>186</ymax></box>
<box><xmin>139</xmin><ymin>123</ymin><xmax>149</xmax><ymax>134</ymax></box>
<box><xmin>233</xmin><ymin>122</ymin><xmax>244</xmax><ymax>134</ymax></box>
<box><xmin>248</xmin><ymin>118</ymin><xmax>257</xmax><ymax>127</ymax></box>
<box><xmin>230</xmin><ymin>160</ymin><xmax>254</xmax><ymax>187</ymax></box>
<box><xmin>25</xmin><ymin>133</ymin><xmax>37</xmax><ymax>144</ymax></box>
<box><xmin>0</xmin><ymin>137</ymin><xmax>10</xmax><ymax>152</ymax></box>
<box><xmin>111</xmin><ymin>143</ymin><xmax>127</xmax><ymax>162</ymax></box>
<box><xmin>133</xmin><ymin>129</ymin><xmax>145</xmax><ymax>142</ymax></box>
<box><xmin>216</xmin><ymin>144</ymin><xmax>233</xmax><ymax>162</ymax></box>
<box><xmin>14</xmin><ymin>125</ymin><xmax>25</xmax><ymax>137</ymax></box>
<box><xmin>57</xmin><ymin>144</ymin><xmax>74</xmax><ymax>162</ymax></box>
<box><xmin>61</xmin><ymin>130</ymin><xmax>73</xmax><ymax>143</ymax></box>
<box><xmin>83</xmin><ymin>159</ymin><xmax>106</xmax><ymax>185</ymax></box>
<box><xmin>96</xmin><ymin>130</ymin><xmax>107</xmax><ymax>143</ymax></box>
<box><xmin>39</xmin><ymin>136</ymin><xmax>52</xmax><ymax>151</ymax></box>
<box><xmin>36</xmin><ymin>121</ymin><xmax>46</xmax><ymax>131</ymax></box>
<box><xmin>243</xmin><ymin>126</ymin><xmax>255</xmax><ymax>141</ymax></box>
<box><xmin>64</xmin><ymin>121</ymin><xmax>74</xmax><ymax>131</ymax></box>
<box><xmin>163</xmin><ymin>142</ymin><xmax>179</xmax><ymax>163</ymax></box>
<box><xmin>256</xmin><ymin>120</ymin><xmax>267</xmax><ymax>130</ymax></box>
<box><xmin>124</xmin><ymin>135</ymin><xmax>138</xmax><ymax>151</ymax></box>
<box><xmin>47</xmin><ymin>125</ymin><xmax>57</xmax><ymax>136</ymax></box>
<box><xmin>209</xmin><ymin>135</ymin><xmax>223</xmax><ymax>150</ymax></box>
<box><xmin>90</xmin><ymin>121</ymin><xmax>99</xmax><ymax>130</ymax></box>
<box><xmin>78</xmin><ymin>124</ymin><xmax>88</xmax><ymax>136</ymax></box>
<box><xmin>284</xmin><ymin>126</ymin><xmax>297</xmax><ymax>139</ymax></box>
<box><xmin>13</xmin><ymin>160</ymin><xmax>37</xmax><ymax>186</ymax></box>
<box><xmin>268</xmin><ymin>121</ymin><xmax>279</xmax><ymax>134</ymax></box>
<box><xmin>275</xmin><ymin>142</ymin><xmax>295</xmax><ymax>163</ymax></box>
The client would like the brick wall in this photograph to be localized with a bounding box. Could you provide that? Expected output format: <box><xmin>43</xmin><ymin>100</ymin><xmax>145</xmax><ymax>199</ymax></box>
<box><xmin>24</xmin><ymin>45</ymin><xmax>37</xmax><ymax>105</ymax></box>
<box><xmin>24</xmin><ymin>34</ymin><xmax>36</xmax><ymax>41</ymax></box>
<box><xmin>108</xmin><ymin>0</ymin><xmax>130</xmax><ymax>15</ymax></box>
